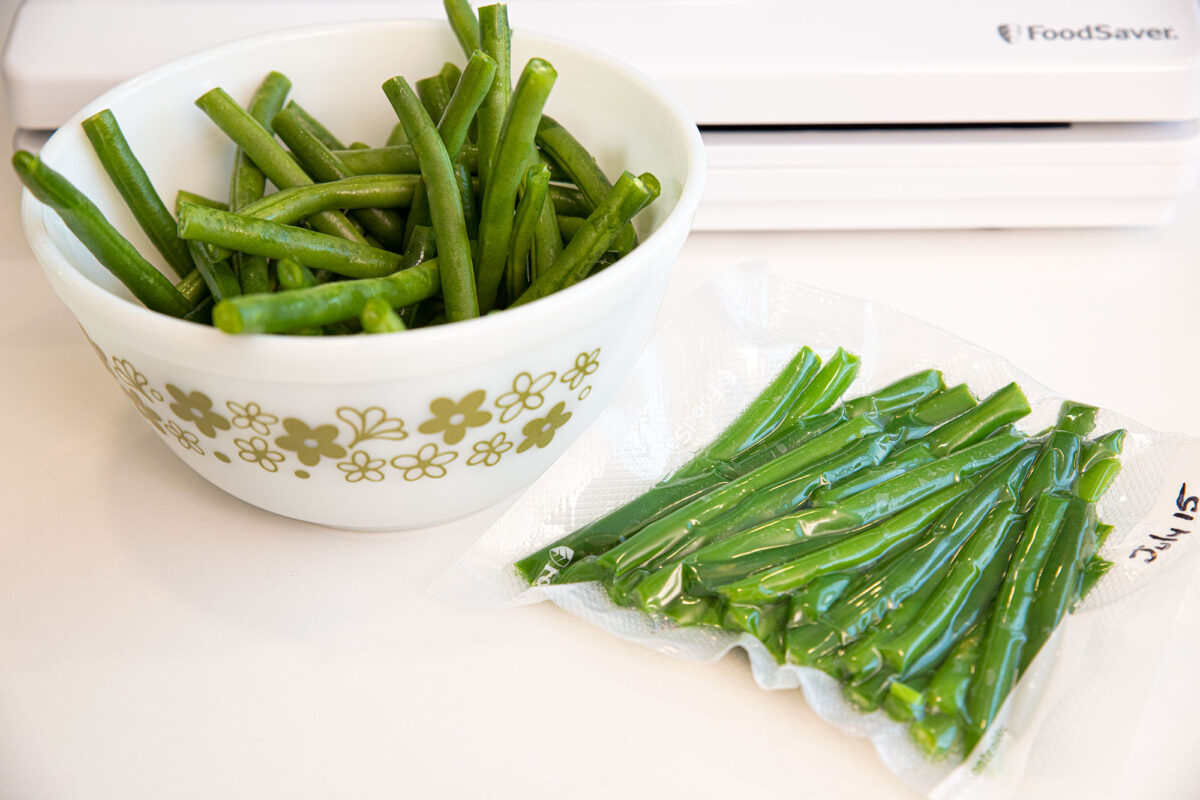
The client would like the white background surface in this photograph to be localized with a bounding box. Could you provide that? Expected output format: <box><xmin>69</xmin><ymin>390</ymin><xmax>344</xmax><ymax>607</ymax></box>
<box><xmin>3</xmin><ymin>1</ymin><xmax>1200</xmax><ymax>798</ymax></box>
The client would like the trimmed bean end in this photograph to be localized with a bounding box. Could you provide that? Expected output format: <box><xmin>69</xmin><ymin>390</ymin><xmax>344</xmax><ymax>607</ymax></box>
<box><xmin>212</xmin><ymin>300</ymin><xmax>245</xmax><ymax>334</ymax></box>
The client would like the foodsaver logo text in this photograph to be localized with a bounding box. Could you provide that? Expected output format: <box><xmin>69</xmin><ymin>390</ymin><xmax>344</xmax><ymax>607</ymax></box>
<box><xmin>997</xmin><ymin>23</ymin><xmax>1179</xmax><ymax>44</ymax></box>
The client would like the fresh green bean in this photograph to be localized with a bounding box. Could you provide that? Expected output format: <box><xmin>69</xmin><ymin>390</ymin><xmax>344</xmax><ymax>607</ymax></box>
<box><xmin>382</xmin><ymin>76</ymin><xmax>479</xmax><ymax>321</ymax></box>
<box><xmin>910</xmin><ymin>628</ymin><xmax>985</xmax><ymax>757</ymax></box>
<box><xmin>628</xmin><ymin>433</ymin><xmax>902</xmax><ymax>614</ymax></box>
<box><xmin>601</xmin><ymin>415</ymin><xmax>886</xmax><ymax>578</ymax></box>
<box><xmin>549</xmin><ymin>184</ymin><xmax>591</xmax><ymax>217</ymax></box>
<box><xmin>670</xmin><ymin>346</ymin><xmax>822</xmax><ymax>480</ymax></box>
<box><xmin>505</xmin><ymin>162</ymin><xmax>551</xmax><ymax>300</ymax></box>
<box><xmin>733</xmin><ymin>363</ymin><xmax>939</xmax><ymax>474</ymax></box>
<box><xmin>402</xmin><ymin>50</ymin><xmax>498</xmax><ymax>249</ymax></box>
<box><xmin>182</xmin><ymin>295</ymin><xmax>215</xmax><ymax>324</ymax></box>
<box><xmin>1054</xmin><ymin>400</ymin><xmax>1100</xmax><ymax>436</ymax></box>
<box><xmin>236</xmin><ymin>255</ymin><xmax>270</xmax><ymax>295</ymax></box>
<box><xmin>404</xmin><ymin>186</ymin><xmax>433</xmax><ymax>251</ymax></box>
<box><xmin>283</xmin><ymin>100</ymin><xmax>346</xmax><ymax>150</ymax></box>
<box><xmin>697</xmin><ymin>429</ymin><xmax>1027</xmax><ymax>567</ymax></box>
<box><xmin>334</xmin><ymin>144</ymin><xmax>478</xmax><ymax>175</ymax></box>
<box><xmin>623</xmin><ymin>396</ymin><xmax>976</xmax><ymax>606</ymax></box>
<box><xmin>719</xmin><ymin>407</ymin><xmax>862</xmax><ymax>479</ymax></box>
<box><xmin>13</xmin><ymin>151</ymin><xmax>190</xmax><ymax>317</ymax></box>
<box><xmin>785</xmin><ymin>447</ymin><xmax>1037</xmax><ymax>666</ymax></box>
<box><xmin>175</xmin><ymin>268</ymin><xmax>209</xmax><ymax>307</ymax></box>
<box><xmin>230</xmin><ymin>72</ymin><xmax>292</xmax><ymax>212</ymax></box>
<box><xmin>678</xmin><ymin>433</ymin><xmax>901</xmax><ymax>554</ymax></box>
<box><xmin>557</xmin><ymin>214</ymin><xmax>584</xmax><ymax>242</ymax></box>
<box><xmin>455</xmin><ymin>162</ymin><xmax>479</xmax><ymax>239</ymax></box>
<box><xmin>922</xmin><ymin>382</ymin><xmax>1031</xmax><ymax>457</ymax></box>
<box><xmin>913</xmin><ymin>383</ymin><xmax>978</xmax><ymax>418</ymax></box>
<box><xmin>511</xmin><ymin>170</ymin><xmax>657</xmax><ymax>308</ymax></box>
<box><xmin>175</xmin><ymin>189</ymin><xmax>227</xmax><ymax>212</ymax></box>
<box><xmin>812</xmin><ymin>448</ymin><xmax>933</xmax><ymax>507</ymax></box>
<box><xmin>475</xmin><ymin>57</ymin><xmax>558</xmax><ymax>311</ymax></box>
<box><xmin>416</xmin><ymin>73</ymin><xmax>453</xmax><ymax>124</ymax></box>
<box><xmin>397</xmin><ymin>225</ymin><xmax>439</xmax><ymax>327</ymax></box>
<box><xmin>531</xmin><ymin>174</ymin><xmax>564</xmax><ymax>278</ymax></box>
<box><xmin>776</xmin><ymin>348</ymin><xmax>865</xmax><ymax>425</ymax></box>
<box><xmin>1018</xmin><ymin>429</ymin><xmax>1084</xmax><ymax>512</ymax></box>
<box><xmin>406</xmin><ymin>70</ymin><xmax>451</xmax><ymax>245</ymax></box>
<box><xmin>273</xmin><ymin>105</ymin><xmax>408</xmax><ymax>250</ymax></box>
<box><xmin>235</xmin><ymin>175</ymin><xmax>419</xmax><ymax>227</ymax></box>
<box><xmin>175</xmin><ymin>192</ymin><xmax>237</xmax><ymax>297</ymax></box>
<box><xmin>80</xmin><ymin>109</ymin><xmax>194</xmax><ymax>278</ymax></box>
<box><xmin>964</xmin><ymin>492</ymin><xmax>1071</xmax><ymax>748</ymax></box>
<box><xmin>885</xmin><ymin>674</ymin><xmax>931</xmax><ymax>723</ymax></box>
<box><xmin>205</xmin><ymin>175</ymin><xmax>418</xmax><ymax>260</ymax></box>
<box><xmin>716</xmin><ymin>476</ymin><xmax>984</xmax><ymax>606</ymax></box>
<box><xmin>530</xmin><ymin>369</ymin><xmax>968</xmax><ymax>590</ymax></box>
<box><xmin>877</xmin><ymin>506</ymin><xmax>1027</xmax><ymax>674</ymax></box>
<box><xmin>385</xmin><ymin>122</ymin><xmax>409</xmax><ymax>147</ymax></box>
<box><xmin>439</xmin><ymin>50</ymin><xmax>499</xmax><ymax>159</ymax></box>
<box><xmin>178</xmin><ymin>203</ymin><xmax>402</xmax><ymax>278</ymax></box>
<box><xmin>789</xmin><ymin>573</ymin><xmax>856</xmax><ymax>623</ymax></box>
<box><xmin>444</xmin><ymin>0</ymin><xmax>481</xmax><ymax>55</ymax></box>
<box><xmin>844</xmin><ymin>669</ymin><xmax>896</xmax><ymax>712</ymax></box>
<box><xmin>1018</xmin><ymin>499</ymin><xmax>1098</xmax><ymax>672</ymax></box>
<box><xmin>475</xmin><ymin>3</ymin><xmax>512</xmax><ymax>188</ymax></box>
<box><xmin>441</xmin><ymin>61</ymin><xmax>462</xmax><ymax>94</ymax></box>
<box><xmin>515</xmin><ymin>346</ymin><xmax>826</xmax><ymax>583</ymax></box>
<box><xmin>212</xmin><ymin>259</ymin><xmax>440</xmax><ymax>334</ymax></box>
<box><xmin>586</xmin><ymin>246</ymin><xmax>618</xmax><ymax>273</ymax></box>
<box><xmin>276</xmin><ymin>256</ymin><xmax>317</xmax><ymax>290</ymax></box>
<box><xmin>536</xmin><ymin>115</ymin><xmax>637</xmax><ymax>255</ymax></box>
<box><xmin>910</xmin><ymin>713</ymin><xmax>962</xmax><ymax>760</ymax></box>
<box><xmin>899</xmin><ymin>512</ymin><xmax>1027</xmax><ymax>681</ymax></box>
<box><xmin>814</xmin><ymin>382</ymin><xmax>1028</xmax><ymax>506</ymax></box>
<box><xmin>725</xmin><ymin>599</ymin><xmax>790</xmax><ymax>661</ymax></box>
<box><xmin>769</xmin><ymin>385</ymin><xmax>973</xmax><ymax>507</ymax></box>
<box><xmin>1075</xmin><ymin>520</ymin><xmax>1113</xmax><ymax>605</ymax></box>
<box><xmin>1079</xmin><ymin>553</ymin><xmax>1113</xmax><ymax>599</ymax></box>
<box><xmin>361</xmin><ymin>295</ymin><xmax>407</xmax><ymax>333</ymax></box>
<box><xmin>1078</xmin><ymin>429</ymin><xmax>1126</xmax><ymax>502</ymax></box>
<box><xmin>194</xmin><ymin>87</ymin><xmax>366</xmax><ymax>245</ymax></box>
<box><xmin>836</xmin><ymin>570</ymin><xmax>944</xmax><ymax>680</ymax></box>
<box><xmin>843</xmin><ymin>370</ymin><xmax>948</xmax><ymax>419</ymax></box>
<box><xmin>516</xmin><ymin>469</ymin><xmax>721</xmax><ymax>585</ymax></box>
<box><xmin>524</xmin><ymin>362</ymin><xmax>955</xmax><ymax>589</ymax></box>
<box><xmin>926</xmin><ymin>624</ymin><xmax>985</xmax><ymax>719</ymax></box>
<box><xmin>882</xmin><ymin>383</ymin><xmax>977</xmax><ymax>444</ymax></box>
<box><xmin>184</xmin><ymin>239</ymin><xmax>240</xmax><ymax>301</ymax></box>
<box><xmin>699</xmin><ymin>480</ymin><xmax>971</xmax><ymax>602</ymax></box>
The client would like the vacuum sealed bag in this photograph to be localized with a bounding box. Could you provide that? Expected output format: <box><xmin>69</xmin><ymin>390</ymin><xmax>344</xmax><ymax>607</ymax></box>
<box><xmin>437</xmin><ymin>264</ymin><xmax>1200</xmax><ymax>798</ymax></box>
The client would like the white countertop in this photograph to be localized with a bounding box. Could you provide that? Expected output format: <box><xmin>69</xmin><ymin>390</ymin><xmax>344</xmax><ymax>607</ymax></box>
<box><xmin>4</xmin><ymin>4</ymin><xmax>1200</xmax><ymax>798</ymax></box>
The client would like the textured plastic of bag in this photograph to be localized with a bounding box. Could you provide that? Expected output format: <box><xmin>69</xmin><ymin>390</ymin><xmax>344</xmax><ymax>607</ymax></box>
<box><xmin>436</xmin><ymin>263</ymin><xmax>1200</xmax><ymax>798</ymax></box>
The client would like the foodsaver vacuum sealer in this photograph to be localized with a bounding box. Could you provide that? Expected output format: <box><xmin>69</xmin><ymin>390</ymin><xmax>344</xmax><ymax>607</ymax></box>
<box><xmin>5</xmin><ymin>0</ymin><xmax>1200</xmax><ymax>229</ymax></box>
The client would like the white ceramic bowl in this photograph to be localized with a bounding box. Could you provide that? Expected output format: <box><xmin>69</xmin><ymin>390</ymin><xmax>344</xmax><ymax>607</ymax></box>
<box><xmin>21</xmin><ymin>20</ymin><xmax>704</xmax><ymax>530</ymax></box>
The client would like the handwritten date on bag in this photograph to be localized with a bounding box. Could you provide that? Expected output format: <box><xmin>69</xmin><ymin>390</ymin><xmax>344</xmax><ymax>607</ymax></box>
<box><xmin>1130</xmin><ymin>483</ymin><xmax>1197</xmax><ymax>564</ymax></box>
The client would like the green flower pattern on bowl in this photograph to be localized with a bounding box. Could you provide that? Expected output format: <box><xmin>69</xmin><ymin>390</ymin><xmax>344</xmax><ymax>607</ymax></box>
<box><xmin>467</xmin><ymin>431</ymin><xmax>513</xmax><ymax>467</ymax></box>
<box><xmin>417</xmin><ymin>389</ymin><xmax>492</xmax><ymax>445</ymax></box>
<box><xmin>227</xmin><ymin>401</ymin><xmax>278</xmax><ymax>436</ymax></box>
<box><xmin>89</xmin><ymin>342</ymin><xmax>601</xmax><ymax>483</ymax></box>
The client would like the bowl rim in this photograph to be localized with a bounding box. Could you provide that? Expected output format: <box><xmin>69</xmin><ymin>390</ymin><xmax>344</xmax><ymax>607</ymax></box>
<box><xmin>20</xmin><ymin>17</ymin><xmax>706</xmax><ymax>363</ymax></box>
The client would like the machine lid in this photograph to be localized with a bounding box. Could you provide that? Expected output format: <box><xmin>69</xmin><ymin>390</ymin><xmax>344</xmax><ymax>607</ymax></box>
<box><xmin>5</xmin><ymin>0</ymin><xmax>1200</xmax><ymax>130</ymax></box>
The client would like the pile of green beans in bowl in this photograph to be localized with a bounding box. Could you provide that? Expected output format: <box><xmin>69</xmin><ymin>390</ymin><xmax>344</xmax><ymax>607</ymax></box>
<box><xmin>12</xmin><ymin>0</ymin><xmax>660</xmax><ymax>335</ymax></box>
<box><xmin>518</xmin><ymin>346</ymin><xmax>1125</xmax><ymax>761</ymax></box>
